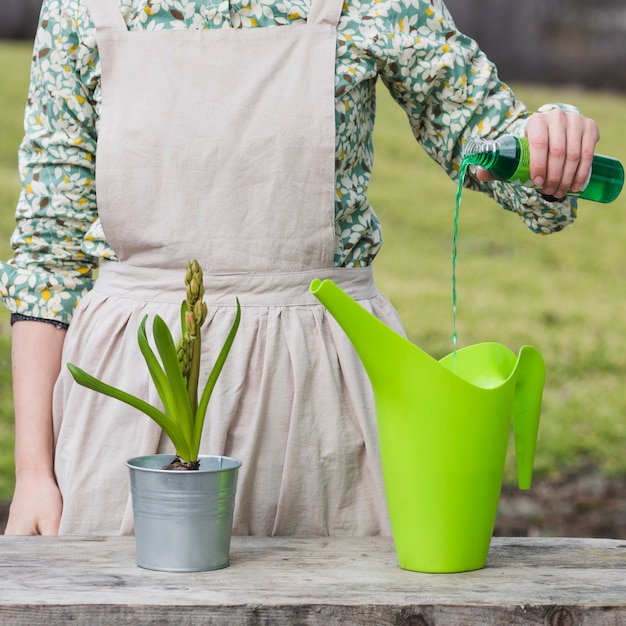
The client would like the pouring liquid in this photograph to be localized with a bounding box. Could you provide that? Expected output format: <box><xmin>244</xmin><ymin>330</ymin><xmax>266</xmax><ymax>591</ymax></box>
<box><xmin>453</xmin><ymin>143</ymin><xmax>520</xmax><ymax>367</ymax></box>
<box><xmin>452</xmin><ymin>159</ymin><xmax>471</xmax><ymax>370</ymax></box>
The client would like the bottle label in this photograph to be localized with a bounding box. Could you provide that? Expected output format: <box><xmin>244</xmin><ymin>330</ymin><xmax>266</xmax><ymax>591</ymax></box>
<box><xmin>465</xmin><ymin>134</ymin><xmax>624</xmax><ymax>203</ymax></box>
<box><xmin>509</xmin><ymin>138</ymin><xmax>532</xmax><ymax>187</ymax></box>
<box><xmin>510</xmin><ymin>138</ymin><xmax>594</xmax><ymax>195</ymax></box>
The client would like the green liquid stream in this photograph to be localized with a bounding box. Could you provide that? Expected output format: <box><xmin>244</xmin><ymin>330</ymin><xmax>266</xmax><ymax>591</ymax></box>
<box><xmin>452</xmin><ymin>158</ymin><xmax>471</xmax><ymax>369</ymax></box>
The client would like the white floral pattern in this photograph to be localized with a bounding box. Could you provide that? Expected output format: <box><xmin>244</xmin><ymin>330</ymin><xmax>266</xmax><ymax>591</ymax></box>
<box><xmin>0</xmin><ymin>0</ymin><xmax>577</xmax><ymax>325</ymax></box>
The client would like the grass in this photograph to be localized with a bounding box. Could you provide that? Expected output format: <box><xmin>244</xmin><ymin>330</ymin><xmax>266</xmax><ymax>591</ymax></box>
<box><xmin>370</xmin><ymin>82</ymin><xmax>626</xmax><ymax>483</ymax></box>
<box><xmin>0</xmin><ymin>41</ymin><xmax>31</xmax><ymax>263</ymax></box>
<box><xmin>0</xmin><ymin>40</ymin><xmax>625</xmax><ymax>501</ymax></box>
<box><xmin>0</xmin><ymin>41</ymin><xmax>31</xmax><ymax>501</ymax></box>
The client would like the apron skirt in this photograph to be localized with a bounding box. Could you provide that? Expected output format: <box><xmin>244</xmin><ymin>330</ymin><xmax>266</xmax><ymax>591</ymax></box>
<box><xmin>53</xmin><ymin>261</ymin><xmax>404</xmax><ymax>536</ymax></box>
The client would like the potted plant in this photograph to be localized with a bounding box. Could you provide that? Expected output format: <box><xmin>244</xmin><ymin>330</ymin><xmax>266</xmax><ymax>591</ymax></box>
<box><xmin>68</xmin><ymin>260</ymin><xmax>242</xmax><ymax>572</ymax></box>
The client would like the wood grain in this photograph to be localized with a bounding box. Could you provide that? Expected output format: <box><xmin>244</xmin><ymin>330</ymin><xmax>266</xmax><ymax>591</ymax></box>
<box><xmin>0</xmin><ymin>536</ymin><xmax>624</xmax><ymax>624</ymax></box>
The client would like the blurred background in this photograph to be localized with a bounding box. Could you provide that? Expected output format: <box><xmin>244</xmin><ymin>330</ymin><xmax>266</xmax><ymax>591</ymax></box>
<box><xmin>446</xmin><ymin>0</ymin><xmax>626</xmax><ymax>92</ymax></box>
<box><xmin>0</xmin><ymin>1</ymin><xmax>624</xmax><ymax>537</ymax></box>
<box><xmin>3</xmin><ymin>0</ymin><xmax>626</xmax><ymax>90</ymax></box>
<box><xmin>0</xmin><ymin>0</ymin><xmax>41</xmax><ymax>39</ymax></box>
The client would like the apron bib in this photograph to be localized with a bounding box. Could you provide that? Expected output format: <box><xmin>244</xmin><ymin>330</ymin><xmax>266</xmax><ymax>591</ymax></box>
<box><xmin>91</xmin><ymin>0</ymin><xmax>337</xmax><ymax>271</ymax></box>
<box><xmin>53</xmin><ymin>0</ymin><xmax>403</xmax><ymax>536</ymax></box>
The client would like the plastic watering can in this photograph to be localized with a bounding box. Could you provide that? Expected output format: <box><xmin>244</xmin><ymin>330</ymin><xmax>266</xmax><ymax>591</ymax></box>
<box><xmin>310</xmin><ymin>279</ymin><xmax>545</xmax><ymax>573</ymax></box>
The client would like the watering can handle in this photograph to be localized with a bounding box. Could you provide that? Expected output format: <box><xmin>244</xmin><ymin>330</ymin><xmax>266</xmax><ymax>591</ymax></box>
<box><xmin>512</xmin><ymin>346</ymin><xmax>546</xmax><ymax>490</ymax></box>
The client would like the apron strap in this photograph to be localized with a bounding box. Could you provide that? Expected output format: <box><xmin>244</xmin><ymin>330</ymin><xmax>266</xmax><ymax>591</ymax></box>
<box><xmin>308</xmin><ymin>0</ymin><xmax>344</xmax><ymax>28</ymax></box>
<box><xmin>85</xmin><ymin>0</ymin><xmax>128</xmax><ymax>32</ymax></box>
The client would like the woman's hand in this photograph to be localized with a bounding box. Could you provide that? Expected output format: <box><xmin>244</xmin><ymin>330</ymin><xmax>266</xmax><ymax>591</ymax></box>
<box><xmin>5</xmin><ymin>472</ymin><xmax>62</xmax><ymax>535</ymax></box>
<box><xmin>477</xmin><ymin>108</ymin><xmax>600</xmax><ymax>198</ymax></box>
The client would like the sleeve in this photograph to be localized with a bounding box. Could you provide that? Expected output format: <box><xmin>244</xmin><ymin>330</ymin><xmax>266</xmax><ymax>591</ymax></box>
<box><xmin>0</xmin><ymin>0</ymin><xmax>101</xmax><ymax>326</ymax></box>
<box><xmin>373</xmin><ymin>0</ymin><xmax>577</xmax><ymax>234</ymax></box>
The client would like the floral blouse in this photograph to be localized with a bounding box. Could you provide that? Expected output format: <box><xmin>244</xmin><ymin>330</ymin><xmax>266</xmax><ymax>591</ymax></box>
<box><xmin>0</xmin><ymin>0</ymin><xmax>577</xmax><ymax>326</ymax></box>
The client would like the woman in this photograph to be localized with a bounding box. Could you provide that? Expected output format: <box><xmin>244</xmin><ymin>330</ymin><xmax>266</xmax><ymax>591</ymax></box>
<box><xmin>2</xmin><ymin>0</ymin><xmax>599</xmax><ymax>536</ymax></box>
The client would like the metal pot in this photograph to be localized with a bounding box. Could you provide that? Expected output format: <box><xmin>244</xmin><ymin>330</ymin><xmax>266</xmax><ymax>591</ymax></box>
<box><xmin>127</xmin><ymin>454</ymin><xmax>241</xmax><ymax>572</ymax></box>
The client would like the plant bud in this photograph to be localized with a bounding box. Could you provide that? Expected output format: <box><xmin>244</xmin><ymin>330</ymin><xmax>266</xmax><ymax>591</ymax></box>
<box><xmin>185</xmin><ymin>310</ymin><xmax>196</xmax><ymax>336</ymax></box>
<box><xmin>191</xmin><ymin>278</ymin><xmax>202</xmax><ymax>302</ymax></box>
<box><xmin>176</xmin><ymin>335</ymin><xmax>193</xmax><ymax>380</ymax></box>
<box><xmin>193</xmin><ymin>300</ymin><xmax>205</xmax><ymax>326</ymax></box>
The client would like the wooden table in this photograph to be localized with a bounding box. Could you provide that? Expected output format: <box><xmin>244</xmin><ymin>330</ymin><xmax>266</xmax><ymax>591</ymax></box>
<box><xmin>1</xmin><ymin>536</ymin><xmax>624</xmax><ymax>625</ymax></box>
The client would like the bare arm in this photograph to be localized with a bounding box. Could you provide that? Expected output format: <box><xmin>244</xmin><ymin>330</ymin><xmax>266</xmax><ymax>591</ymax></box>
<box><xmin>5</xmin><ymin>321</ymin><xmax>66</xmax><ymax>535</ymax></box>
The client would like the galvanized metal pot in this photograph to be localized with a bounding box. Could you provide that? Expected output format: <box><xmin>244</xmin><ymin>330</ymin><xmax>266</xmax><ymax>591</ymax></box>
<box><xmin>127</xmin><ymin>454</ymin><xmax>241</xmax><ymax>572</ymax></box>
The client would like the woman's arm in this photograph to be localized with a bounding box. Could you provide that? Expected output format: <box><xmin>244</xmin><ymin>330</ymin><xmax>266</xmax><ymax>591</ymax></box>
<box><xmin>4</xmin><ymin>321</ymin><xmax>66</xmax><ymax>535</ymax></box>
<box><xmin>372</xmin><ymin>0</ymin><xmax>597</xmax><ymax>233</ymax></box>
<box><xmin>2</xmin><ymin>2</ymin><xmax>101</xmax><ymax>533</ymax></box>
<box><xmin>0</xmin><ymin>0</ymin><xmax>100</xmax><ymax>328</ymax></box>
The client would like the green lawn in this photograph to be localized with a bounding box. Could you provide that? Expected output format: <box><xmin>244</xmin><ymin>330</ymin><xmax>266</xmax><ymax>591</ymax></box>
<box><xmin>0</xmin><ymin>41</ymin><xmax>31</xmax><ymax>500</ymax></box>
<box><xmin>370</xmin><ymin>83</ymin><xmax>626</xmax><ymax>482</ymax></box>
<box><xmin>0</xmin><ymin>40</ymin><xmax>625</xmax><ymax>501</ymax></box>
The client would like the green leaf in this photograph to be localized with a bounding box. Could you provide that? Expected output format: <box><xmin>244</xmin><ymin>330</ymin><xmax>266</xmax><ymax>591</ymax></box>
<box><xmin>66</xmin><ymin>362</ymin><xmax>189</xmax><ymax>454</ymax></box>
<box><xmin>180</xmin><ymin>300</ymin><xmax>190</xmax><ymax>335</ymax></box>
<box><xmin>137</xmin><ymin>316</ymin><xmax>194</xmax><ymax>461</ymax></box>
<box><xmin>137</xmin><ymin>317</ymin><xmax>180</xmax><ymax>417</ymax></box>
<box><xmin>152</xmin><ymin>315</ymin><xmax>195</xmax><ymax>452</ymax></box>
<box><xmin>137</xmin><ymin>316</ymin><xmax>172</xmax><ymax>403</ymax></box>
<box><xmin>192</xmin><ymin>298</ymin><xmax>241</xmax><ymax>458</ymax></box>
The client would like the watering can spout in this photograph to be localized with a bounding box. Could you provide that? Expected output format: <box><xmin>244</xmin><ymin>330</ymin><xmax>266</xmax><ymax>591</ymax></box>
<box><xmin>309</xmin><ymin>279</ymin><xmax>434</xmax><ymax>389</ymax></box>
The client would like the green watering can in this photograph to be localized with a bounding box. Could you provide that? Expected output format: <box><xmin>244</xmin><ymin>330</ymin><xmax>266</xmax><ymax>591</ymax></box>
<box><xmin>310</xmin><ymin>279</ymin><xmax>545</xmax><ymax>573</ymax></box>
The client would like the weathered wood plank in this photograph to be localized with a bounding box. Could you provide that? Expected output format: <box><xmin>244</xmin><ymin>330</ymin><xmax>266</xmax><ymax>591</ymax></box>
<box><xmin>0</xmin><ymin>536</ymin><xmax>624</xmax><ymax>625</ymax></box>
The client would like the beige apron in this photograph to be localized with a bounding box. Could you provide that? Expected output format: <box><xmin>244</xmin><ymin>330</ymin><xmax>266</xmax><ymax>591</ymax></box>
<box><xmin>53</xmin><ymin>0</ymin><xmax>404</xmax><ymax>536</ymax></box>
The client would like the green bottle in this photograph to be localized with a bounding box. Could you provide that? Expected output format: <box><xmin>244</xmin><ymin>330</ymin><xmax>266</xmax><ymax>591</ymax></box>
<box><xmin>463</xmin><ymin>135</ymin><xmax>624</xmax><ymax>203</ymax></box>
